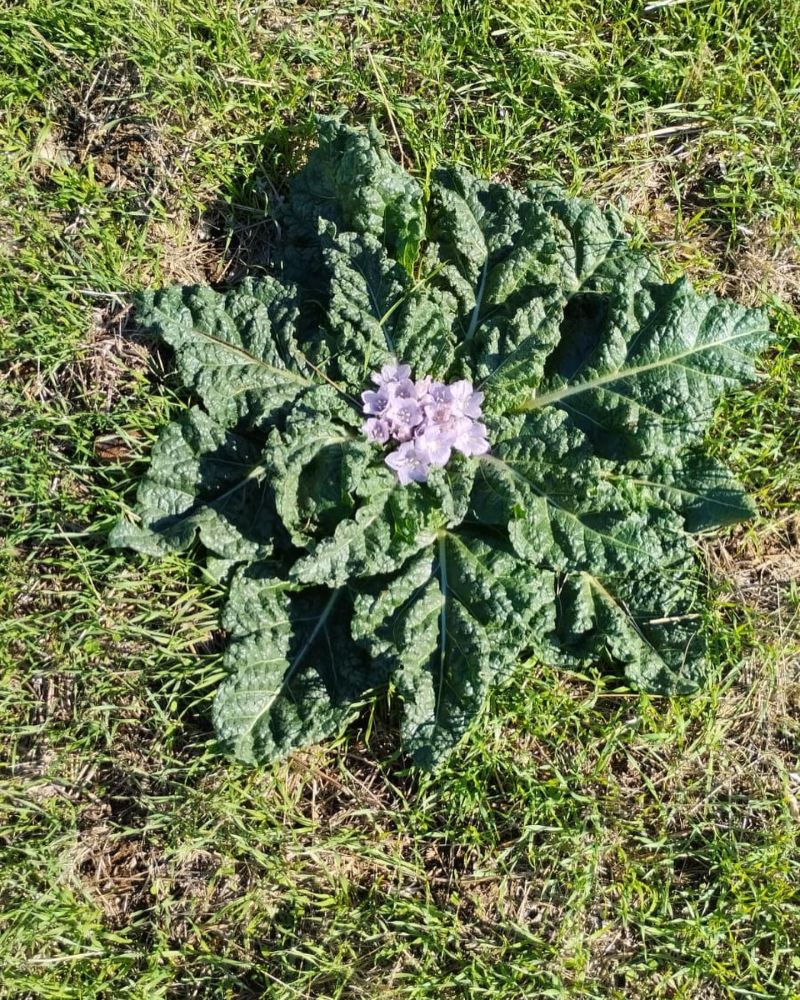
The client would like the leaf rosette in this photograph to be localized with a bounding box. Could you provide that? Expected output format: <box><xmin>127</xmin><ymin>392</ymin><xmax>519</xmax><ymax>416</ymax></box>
<box><xmin>112</xmin><ymin>119</ymin><xmax>770</xmax><ymax>767</ymax></box>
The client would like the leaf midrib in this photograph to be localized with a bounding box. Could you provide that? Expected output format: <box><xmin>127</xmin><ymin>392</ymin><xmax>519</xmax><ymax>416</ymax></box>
<box><xmin>521</xmin><ymin>322</ymin><xmax>764</xmax><ymax>411</ymax></box>
<box><xmin>479</xmin><ymin>453</ymin><xmax>655</xmax><ymax>561</ymax></box>
<box><xmin>191</xmin><ymin>327</ymin><xmax>312</xmax><ymax>386</ymax></box>
<box><xmin>235</xmin><ymin>588</ymin><xmax>341</xmax><ymax>744</ymax></box>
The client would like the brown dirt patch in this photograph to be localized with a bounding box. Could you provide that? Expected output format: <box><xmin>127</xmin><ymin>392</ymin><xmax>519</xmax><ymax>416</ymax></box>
<box><xmin>708</xmin><ymin>515</ymin><xmax>800</xmax><ymax>614</ymax></box>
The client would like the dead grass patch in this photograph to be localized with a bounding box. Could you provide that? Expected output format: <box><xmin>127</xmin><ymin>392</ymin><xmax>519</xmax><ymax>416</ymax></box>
<box><xmin>65</xmin><ymin>824</ymin><xmax>158</xmax><ymax>930</ymax></box>
<box><xmin>721</xmin><ymin>224</ymin><xmax>800</xmax><ymax>308</ymax></box>
<box><xmin>592</xmin><ymin>143</ymin><xmax>800</xmax><ymax>308</ymax></box>
<box><xmin>588</xmin><ymin>143</ymin><xmax>728</xmax><ymax>280</ymax></box>
<box><xmin>29</xmin><ymin>127</ymin><xmax>73</xmax><ymax>179</ymax></box>
<box><xmin>251</xmin><ymin>1</ymin><xmax>320</xmax><ymax>40</ymax></box>
<box><xmin>65</xmin><ymin>820</ymin><xmax>245</xmax><ymax>938</ymax></box>
<box><xmin>28</xmin><ymin>56</ymin><xmax>221</xmax><ymax>293</ymax></box>
<box><xmin>708</xmin><ymin>518</ymin><xmax>800</xmax><ymax>742</ymax></box>
<box><xmin>19</xmin><ymin>301</ymin><xmax>154</xmax><ymax>418</ymax></box>
<box><xmin>65</xmin><ymin>304</ymin><xmax>147</xmax><ymax>408</ymax></box>
<box><xmin>59</xmin><ymin>60</ymin><xmax>175</xmax><ymax>209</ymax></box>
<box><xmin>708</xmin><ymin>514</ymin><xmax>800</xmax><ymax>615</ymax></box>
<box><xmin>147</xmin><ymin>218</ymin><xmax>220</xmax><ymax>285</ymax></box>
<box><xmin>204</xmin><ymin>207</ymin><xmax>279</xmax><ymax>285</ymax></box>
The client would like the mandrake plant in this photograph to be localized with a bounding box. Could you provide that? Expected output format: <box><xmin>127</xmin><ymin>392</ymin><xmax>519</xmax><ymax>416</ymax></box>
<box><xmin>111</xmin><ymin>119</ymin><xmax>770</xmax><ymax>768</ymax></box>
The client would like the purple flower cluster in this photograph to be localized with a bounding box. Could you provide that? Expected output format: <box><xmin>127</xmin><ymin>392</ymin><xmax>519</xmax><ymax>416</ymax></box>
<box><xmin>362</xmin><ymin>363</ymin><xmax>490</xmax><ymax>485</ymax></box>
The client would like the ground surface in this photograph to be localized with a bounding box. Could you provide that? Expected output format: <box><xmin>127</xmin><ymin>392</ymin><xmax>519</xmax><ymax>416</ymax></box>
<box><xmin>1</xmin><ymin>2</ymin><xmax>800</xmax><ymax>998</ymax></box>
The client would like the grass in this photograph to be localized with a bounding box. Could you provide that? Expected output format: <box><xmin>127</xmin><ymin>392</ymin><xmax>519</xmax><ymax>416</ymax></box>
<box><xmin>1</xmin><ymin>1</ymin><xmax>800</xmax><ymax>996</ymax></box>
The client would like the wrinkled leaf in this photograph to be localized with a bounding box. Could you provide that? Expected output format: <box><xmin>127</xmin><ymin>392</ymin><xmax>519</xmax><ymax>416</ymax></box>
<box><xmin>135</xmin><ymin>279</ymin><xmax>312</xmax><ymax>430</ymax></box>
<box><xmin>352</xmin><ymin>531</ymin><xmax>555</xmax><ymax>766</ymax></box>
<box><xmin>110</xmin><ymin>407</ymin><xmax>274</xmax><ymax>563</ymax></box>
<box><xmin>213</xmin><ymin>566</ymin><xmax>387</xmax><ymax>763</ymax></box>
<box><xmin>285</xmin><ymin>117</ymin><xmax>424</xmax><ymax>271</ymax></box>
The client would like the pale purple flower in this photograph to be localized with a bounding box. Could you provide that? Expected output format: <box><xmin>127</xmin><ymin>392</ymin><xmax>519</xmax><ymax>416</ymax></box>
<box><xmin>386</xmin><ymin>397</ymin><xmax>424</xmax><ymax>441</ymax></box>
<box><xmin>414</xmin><ymin>375</ymin><xmax>433</xmax><ymax>399</ymax></box>
<box><xmin>424</xmin><ymin>402</ymin><xmax>455</xmax><ymax>426</ymax></box>
<box><xmin>449</xmin><ymin>380</ymin><xmax>484</xmax><ymax>419</ymax></box>
<box><xmin>361</xmin><ymin>388</ymin><xmax>390</xmax><ymax>415</ymax></box>
<box><xmin>414</xmin><ymin>423</ymin><xmax>454</xmax><ymax>466</ymax></box>
<box><xmin>390</xmin><ymin>379</ymin><xmax>417</xmax><ymax>401</ymax></box>
<box><xmin>363</xmin><ymin>417</ymin><xmax>391</xmax><ymax>444</ymax></box>
<box><xmin>453</xmin><ymin>421</ymin><xmax>490</xmax><ymax>456</ymax></box>
<box><xmin>371</xmin><ymin>363</ymin><xmax>411</xmax><ymax>388</ymax></box>
<box><xmin>425</xmin><ymin>381</ymin><xmax>452</xmax><ymax>406</ymax></box>
<box><xmin>385</xmin><ymin>441</ymin><xmax>431</xmax><ymax>485</ymax></box>
<box><xmin>361</xmin><ymin>363</ymin><xmax>490</xmax><ymax>483</ymax></box>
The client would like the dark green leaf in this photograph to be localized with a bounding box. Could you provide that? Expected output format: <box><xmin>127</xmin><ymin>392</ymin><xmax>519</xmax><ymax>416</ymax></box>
<box><xmin>352</xmin><ymin>531</ymin><xmax>555</xmax><ymax>766</ymax></box>
<box><xmin>290</xmin><ymin>484</ymin><xmax>448</xmax><ymax>587</ymax></box>
<box><xmin>525</xmin><ymin>277</ymin><xmax>770</xmax><ymax>459</ymax></box>
<box><xmin>135</xmin><ymin>278</ymin><xmax>313</xmax><ymax>429</ymax></box>
<box><xmin>285</xmin><ymin>117</ymin><xmax>424</xmax><ymax>271</ymax></box>
<box><xmin>213</xmin><ymin>566</ymin><xmax>387</xmax><ymax>763</ymax></box>
<box><xmin>110</xmin><ymin>407</ymin><xmax>274</xmax><ymax>563</ymax></box>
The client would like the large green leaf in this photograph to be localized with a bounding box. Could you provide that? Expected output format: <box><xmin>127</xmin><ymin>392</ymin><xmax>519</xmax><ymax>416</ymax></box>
<box><xmin>547</xmin><ymin>563</ymin><xmax>706</xmax><ymax>694</ymax></box>
<box><xmin>261</xmin><ymin>385</ymin><xmax>373</xmax><ymax>545</ymax></box>
<box><xmin>390</xmin><ymin>282</ymin><xmax>459</xmax><ymax>381</ymax></box>
<box><xmin>618</xmin><ymin>451</ymin><xmax>755</xmax><ymax>533</ymax></box>
<box><xmin>110</xmin><ymin>407</ymin><xmax>274</xmax><ymax>563</ymax></box>
<box><xmin>476</xmin><ymin>419</ymin><xmax>685</xmax><ymax>575</ymax></box>
<box><xmin>426</xmin><ymin>168</ymin><xmax>562</xmax><ymax>353</ymax></box>
<box><xmin>524</xmin><ymin>276</ymin><xmax>770</xmax><ymax>459</ymax></box>
<box><xmin>428</xmin><ymin>166</ymin><xmax>550</xmax><ymax>289</ymax></box>
<box><xmin>528</xmin><ymin>182</ymin><xmax>647</xmax><ymax>293</ymax></box>
<box><xmin>352</xmin><ymin>531</ymin><xmax>555</xmax><ymax>766</ymax></box>
<box><xmin>285</xmin><ymin>117</ymin><xmax>424</xmax><ymax>271</ymax></box>
<box><xmin>425</xmin><ymin>169</ymin><xmax>637</xmax><ymax>412</ymax></box>
<box><xmin>213</xmin><ymin>566</ymin><xmax>387</xmax><ymax>763</ymax></box>
<box><xmin>135</xmin><ymin>278</ymin><xmax>313</xmax><ymax>430</ymax></box>
<box><xmin>289</xmin><ymin>452</ymin><xmax>477</xmax><ymax>588</ymax></box>
<box><xmin>320</xmin><ymin>232</ymin><xmax>407</xmax><ymax>385</ymax></box>
<box><xmin>290</xmin><ymin>485</ymin><xmax>446</xmax><ymax>587</ymax></box>
<box><xmin>470</xmin><ymin>408</ymin><xmax>705</xmax><ymax>692</ymax></box>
